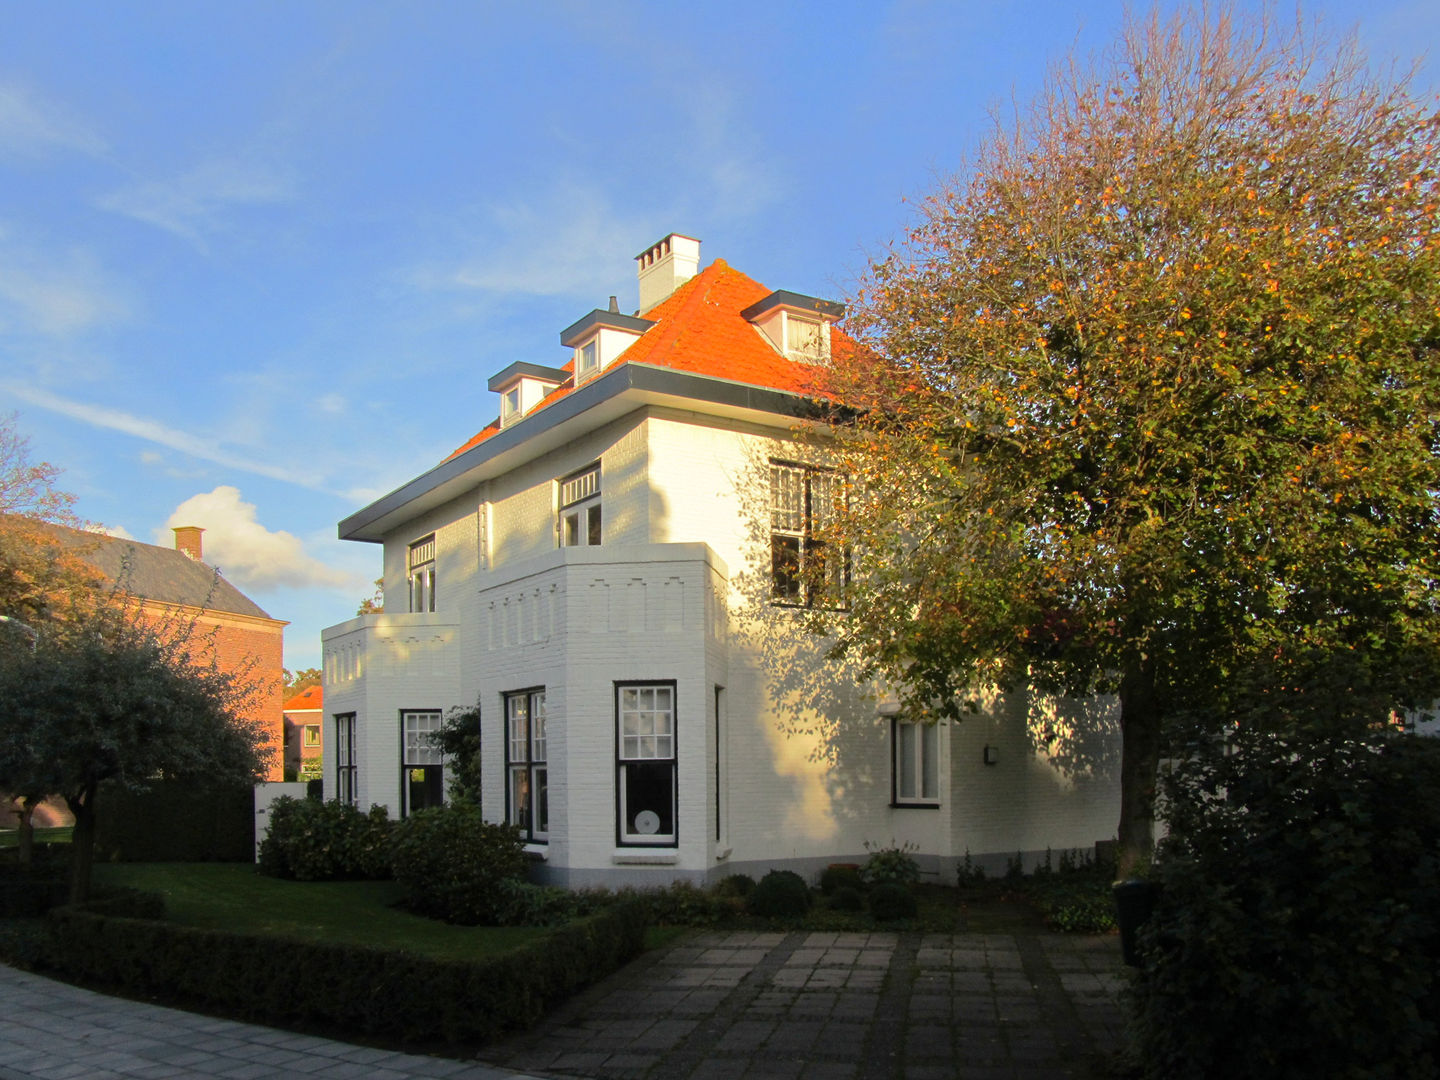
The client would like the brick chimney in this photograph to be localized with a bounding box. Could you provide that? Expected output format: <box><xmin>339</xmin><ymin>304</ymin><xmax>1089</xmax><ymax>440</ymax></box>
<box><xmin>636</xmin><ymin>233</ymin><xmax>700</xmax><ymax>315</ymax></box>
<box><xmin>173</xmin><ymin>525</ymin><xmax>204</xmax><ymax>561</ymax></box>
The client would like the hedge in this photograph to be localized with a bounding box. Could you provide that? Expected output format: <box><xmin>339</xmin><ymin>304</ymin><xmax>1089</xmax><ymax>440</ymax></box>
<box><xmin>46</xmin><ymin>896</ymin><xmax>648</xmax><ymax>1046</ymax></box>
<box><xmin>93</xmin><ymin>779</ymin><xmax>254</xmax><ymax>863</ymax></box>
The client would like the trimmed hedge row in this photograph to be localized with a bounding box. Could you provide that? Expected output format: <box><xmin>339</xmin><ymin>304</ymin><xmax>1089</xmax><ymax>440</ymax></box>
<box><xmin>46</xmin><ymin>896</ymin><xmax>648</xmax><ymax>1046</ymax></box>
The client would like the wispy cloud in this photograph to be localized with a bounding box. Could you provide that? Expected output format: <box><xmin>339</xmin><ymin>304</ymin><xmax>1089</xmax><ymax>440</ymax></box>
<box><xmin>0</xmin><ymin>83</ymin><xmax>106</xmax><ymax>159</ymax></box>
<box><xmin>159</xmin><ymin>486</ymin><xmax>360</xmax><ymax>591</ymax></box>
<box><xmin>1</xmin><ymin>384</ymin><xmax>335</xmax><ymax>493</ymax></box>
<box><xmin>98</xmin><ymin>156</ymin><xmax>296</xmax><ymax>248</ymax></box>
<box><xmin>0</xmin><ymin>226</ymin><xmax>129</xmax><ymax>337</ymax></box>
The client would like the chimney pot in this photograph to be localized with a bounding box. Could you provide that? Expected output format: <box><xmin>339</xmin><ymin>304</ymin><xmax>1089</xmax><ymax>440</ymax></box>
<box><xmin>635</xmin><ymin>233</ymin><xmax>701</xmax><ymax>315</ymax></box>
<box><xmin>608</xmin><ymin>295</ymin><xmax>619</xmax><ymax>313</ymax></box>
<box><xmin>173</xmin><ymin>525</ymin><xmax>204</xmax><ymax>561</ymax></box>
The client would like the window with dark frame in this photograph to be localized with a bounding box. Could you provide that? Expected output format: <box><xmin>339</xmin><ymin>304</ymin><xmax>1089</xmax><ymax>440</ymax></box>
<box><xmin>505</xmin><ymin>689</ymin><xmax>548</xmax><ymax>842</ymax></box>
<box><xmin>616</xmin><ymin>682</ymin><xmax>677</xmax><ymax>846</ymax></box>
<box><xmin>401</xmin><ymin>710</ymin><xmax>444</xmax><ymax>815</ymax></box>
<box><xmin>559</xmin><ymin>463</ymin><xmax>601</xmax><ymax>548</ymax></box>
<box><xmin>892</xmin><ymin>718</ymin><xmax>940</xmax><ymax>806</ymax></box>
<box><xmin>408</xmin><ymin>535</ymin><xmax>436</xmax><ymax>613</ymax></box>
<box><xmin>335</xmin><ymin>713</ymin><xmax>357</xmax><ymax>806</ymax></box>
<box><xmin>770</xmin><ymin>461</ymin><xmax>847</xmax><ymax>607</ymax></box>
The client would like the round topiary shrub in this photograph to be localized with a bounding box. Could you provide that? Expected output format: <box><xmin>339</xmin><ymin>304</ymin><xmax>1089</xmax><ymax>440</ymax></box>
<box><xmin>861</xmin><ymin>843</ymin><xmax>921</xmax><ymax>886</ymax></box>
<box><xmin>1131</xmin><ymin>731</ymin><xmax>1440</xmax><ymax>1080</ymax></box>
<box><xmin>257</xmin><ymin>797</ymin><xmax>393</xmax><ymax>881</ymax></box>
<box><xmin>389</xmin><ymin>805</ymin><xmax>527</xmax><ymax>924</ymax></box>
<box><xmin>819</xmin><ymin>864</ymin><xmax>864</xmax><ymax>894</ymax></box>
<box><xmin>829</xmin><ymin>885</ymin><xmax>864</xmax><ymax>912</ymax></box>
<box><xmin>748</xmin><ymin>869</ymin><xmax>812</xmax><ymax>918</ymax></box>
<box><xmin>714</xmin><ymin>873</ymin><xmax>757</xmax><ymax>899</ymax></box>
<box><xmin>868</xmin><ymin>882</ymin><xmax>918</xmax><ymax>921</ymax></box>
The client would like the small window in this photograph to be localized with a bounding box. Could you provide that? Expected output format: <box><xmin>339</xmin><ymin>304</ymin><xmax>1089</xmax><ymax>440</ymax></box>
<box><xmin>559</xmin><ymin>463</ymin><xmax>601</xmax><ymax>548</ymax></box>
<box><xmin>335</xmin><ymin>713</ymin><xmax>357</xmax><ymax>806</ymax></box>
<box><xmin>501</xmin><ymin>386</ymin><xmax>522</xmax><ymax>425</ymax></box>
<box><xmin>505</xmin><ymin>689</ymin><xmax>548</xmax><ymax>842</ymax></box>
<box><xmin>893</xmin><ymin>718</ymin><xmax>940</xmax><ymax>806</ymax></box>
<box><xmin>578</xmin><ymin>338</ymin><xmax>599</xmax><ymax>377</ymax></box>
<box><xmin>771</xmin><ymin>462</ymin><xmax>847</xmax><ymax>607</ymax></box>
<box><xmin>401</xmin><ymin>710</ymin><xmax>444</xmax><ymax>815</ymax></box>
<box><xmin>617</xmin><ymin>682</ymin><xmax>677</xmax><ymax>846</ymax></box>
<box><xmin>303</xmin><ymin>724</ymin><xmax>321</xmax><ymax>748</ymax></box>
<box><xmin>408</xmin><ymin>535</ymin><xmax>436</xmax><ymax>613</ymax></box>
<box><xmin>785</xmin><ymin>315</ymin><xmax>825</xmax><ymax>361</ymax></box>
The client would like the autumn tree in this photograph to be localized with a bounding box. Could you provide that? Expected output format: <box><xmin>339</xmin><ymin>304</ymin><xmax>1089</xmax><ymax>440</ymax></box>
<box><xmin>0</xmin><ymin>598</ymin><xmax>271</xmax><ymax>901</ymax></box>
<box><xmin>283</xmin><ymin>667</ymin><xmax>322</xmax><ymax>695</ymax></box>
<box><xmin>820</xmin><ymin>8</ymin><xmax>1440</xmax><ymax>874</ymax></box>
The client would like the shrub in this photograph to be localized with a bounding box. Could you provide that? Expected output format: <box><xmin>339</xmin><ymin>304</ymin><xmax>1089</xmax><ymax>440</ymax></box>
<box><xmin>493</xmin><ymin>879</ymin><xmax>585</xmax><ymax>927</ymax></box>
<box><xmin>257</xmin><ymin>798</ymin><xmax>392</xmax><ymax>881</ymax></box>
<box><xmin>632</xmin><ymin>881</ymin><xmax>729</xmax><ymax>926</ymax></box>
<box><xmin>45</xmin><ymin>897</ymin><xmax>648</xmax><ymax>1046</ymax></box>
<box><xmin>819</xmin><ymin>864</ymin><xmax>864</xmax><ymax>894</ymax></box>
<box><xmin>748</xmin><ymin>870</ymin><xmax>812</xmax><ymax>918</ymax></box>
<box><xmin>389</xmin><ymin>805</ymin><xmax>526</xmax><ymax>925</ymax></box>
<box><xmin>829</xmin><ymin>885</ymin><xmax>864</xmax><ymax>912</ymax></box>
<box><xmin>1130</xmin><ymin>731</ymin><xmax>1440</xmax><ymax>1080</ymax></box>
<box><xmin>956</xmin><ymin>850</ymin><xmax>987</xmax><ymax>887</ymax></box>
<box><xmin>713</xmin><ymin>873</ymin><xmax>756</xmax><ymax>899</ymax></box>
<box><xmin>868</xmin><ymin>882</ymin><xmax>917</xmax><ymax>921</ymax></box>
<box><xmin>861</xmin><ymin>842</ymin><xmax>920</xmax><ymax>886</ymax></box>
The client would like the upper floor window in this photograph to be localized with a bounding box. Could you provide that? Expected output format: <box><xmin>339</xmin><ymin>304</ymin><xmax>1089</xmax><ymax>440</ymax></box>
<box><xmin>785</xmin><ymin>316</ymin><xmax>826</xmax><ymax>361</ymax></box>
<box><xmin>578</xmin><ymin>338</ymin><xmax>599</xmax><ymax>378</ymax></box>
<box><xmin>506</xmin><ymin>689</ymin><xmax>548</xmax><ymax>842</ymax></box>
<box><xmin>559</xmin><ymin>464</ymin><xmax>601</xmax><ymax>547</ymax></box>
<box><xmin>408</xmin><ymin>535</ymin><xmax>436</xmax><ymax>613</ymax></box>
<box><xmin>770</xmin><ymin>462</ymin><xmax>847</xmax><ymax>607</ymax></box>
<box><xmin>501</xmin><ymin>386</ymin><xmax>522</xmax><ymax>426</ymax></box>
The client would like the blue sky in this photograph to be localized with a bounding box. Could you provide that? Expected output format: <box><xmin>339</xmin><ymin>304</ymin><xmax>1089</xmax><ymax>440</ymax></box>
<box><xmin>2</xmin><ymin>1</ymin><xmax>1436</xmax><ymax>671</ymax></box>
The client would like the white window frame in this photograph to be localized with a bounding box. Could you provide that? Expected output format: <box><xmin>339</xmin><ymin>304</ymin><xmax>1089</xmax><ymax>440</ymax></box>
<box><xmin>335</xmin><ymin>713</ymin><xmax>357</xmax><ymax>806</ymax></box>
<box><xmin>303</xmin><ymin>724</ymin><xmax>320</xmax><ymax>748</ymax></box>
<box><xmin>770</xmin><ymin>461</ymin><xmax>847</xmax><ymax>607</ymax></box>
<box><xmin>577</xmin><ymin>338</ymin><xmax>600</xmax><ymax>378</ymax></box>
<box><xmin>501</xmin><ymin>386</ymin><xmax>522</xmax><ymax>426</ymax></box>
<box><xmin>893</xmin><ymin>718</ymin><xmax>940</xmax><ymax>807</ymax></box>
<box><xmin>401</xmin><ymin>709</ymin><xmax>444</xmax><ymax>816</ymax></box>
<box><xmin>558</xmin><ymin>463</ymin><xmax>602</xmax><ymax>548</ymax></box>
<box><xmin>408</xmin><ymin>534</ymin><xmax>436</xmax><ymax>613</ymax></box>
<box><xmin>784</xmin><ymin>313</ymin><xmax>827</xmax><ymax>361</ymax></box>
<box><xmin>616</xmin><ymin>682</ymin><xmax>677</xmax><ymax>847</ymax></box>
<box><xmin>505</xmin><ymin>689</ymin><xmax>548</xmax><ymax>842</ymax></box>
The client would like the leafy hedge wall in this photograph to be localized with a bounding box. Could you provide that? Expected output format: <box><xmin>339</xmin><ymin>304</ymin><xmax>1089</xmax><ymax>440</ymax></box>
<box><xmin>46</xmin><ymin>897</ymin><xmax>648</xmax><ymax>1046</ymax></box>
<box><xmin>94</xmin><ymin>779</ymin><xmax>254</xmax><ymax>863</ymax></box>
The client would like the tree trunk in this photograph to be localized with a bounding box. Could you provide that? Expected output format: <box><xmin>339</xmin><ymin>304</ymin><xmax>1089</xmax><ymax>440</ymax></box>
<box><xmin>1116</xmin><ymin>656</ymin><xmax>1161</xmax><ymax>879</ymax></box>
<box><xmin>15</xmin><ymin>797</ymin><xmax>35</xmax><ymax>867</ymax></box>
<box><xmin>65</xmin><ymin>784</ymin><xmax>97</xmax><ymax>905</ymax></box>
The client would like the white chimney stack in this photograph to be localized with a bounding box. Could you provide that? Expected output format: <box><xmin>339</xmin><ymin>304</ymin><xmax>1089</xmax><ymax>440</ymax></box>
<box><xmin>635</xmin><ymin>234</ymin><xmax>700</xmax><ymax>315</ymax></box>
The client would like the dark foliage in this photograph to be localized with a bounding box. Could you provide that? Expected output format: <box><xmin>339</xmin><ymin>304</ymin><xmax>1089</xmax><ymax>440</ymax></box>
<box><xmin>713</xmin><ymin>873</ymin><xmax>757</xmax><ymax>899</ymax></box>
<box><xmin>819</xmin><ymin>864</ymin><xmax>864</xmax><ymax>894</ymax></box>
<box><xmin>256</xmin><ymin>797</ymin><xmax>392</xmax><ymax>881</ymax></box>
<box><xmin>94</xmin><ymin>780</ymin><xmax>254</xmax><ymax>863</ymax></box>
<box><xmin>1130</xmin><ymin>732</ymin><xmax>1440</xmax><ymax>1080</ymax></box>
<box><xmin>868</xmin><ymin>882</ymin><xmax>918</xmax><ymax>921</ymax></box>
<box><xmin>748</xmin><ymin>870</ymin><xmax>812</xmax><ymax>918</ymax></box>
<box><xmin>829</xmin><ymin>885</ymin><xmax>864</xmax><ymax>912</ymax></box>
<box><xmin>388</xmin><ymin>804</ymin><xmax>526</xmax><ymax>924</ymax></box>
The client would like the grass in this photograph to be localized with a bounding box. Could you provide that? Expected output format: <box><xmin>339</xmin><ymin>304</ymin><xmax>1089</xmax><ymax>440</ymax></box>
<box><xmin>92</xmin><ymin>863</ymin><xmax>550</xmax><ymax>960</ymax></box>
<box><xmin>0</xmin><ymin>826</ymin><xmax>73</xmax><ymax>847</ymax></box>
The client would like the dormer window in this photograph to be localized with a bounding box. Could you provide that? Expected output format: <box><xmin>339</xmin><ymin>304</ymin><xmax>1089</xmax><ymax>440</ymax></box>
<box><xmin>561</xmin><ymin>309</ymin><xmax>655</xmax><ymax>384</ymax></box>
<box><xmin>488</xmin><ymin>361</ymin><xmax>569</xmax><ymax>429</ymax></box>
<box><xmin>741</xmin><ymin>290</ymin><xmax>846</xmax><ymax>363</ymax></box>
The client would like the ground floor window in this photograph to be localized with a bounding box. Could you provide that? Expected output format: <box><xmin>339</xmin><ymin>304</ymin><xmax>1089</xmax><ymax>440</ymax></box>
<box><xmin>616</xmin><ymin>682</ymin><xmax>677</xmax><ymax>846</ymax></box>
<box><xmin>506</xmin><ymin>689</ymin><xmax>548</xmax><ymax>841</ymax></box>
<box><xmin>893</xmin><ymin>718</ymin><xmax>939</xmax><ymax>806</ymax></box>
<box><xmin>335</xmin><ymin>713</ymin><xmax>356</xmax><ymax>806</ymax></box>
<box><xmin>402</xmin><ymin>710</ymin><xmax>444</xmax><ymax>815</ymax></box>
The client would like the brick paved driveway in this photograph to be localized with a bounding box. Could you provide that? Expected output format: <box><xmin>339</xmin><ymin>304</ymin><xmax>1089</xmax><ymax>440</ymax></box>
<box><xmin>481</xmin><ymin>929</ymin><xmax>1130</xmax><ymax>1080</ymax></box>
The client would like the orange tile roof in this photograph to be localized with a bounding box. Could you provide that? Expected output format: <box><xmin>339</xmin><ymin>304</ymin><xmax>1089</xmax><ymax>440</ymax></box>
<box><xmin>441</xmin><ymin>259</ymin><xmax>849</xmax><ymax>464</ymax></box>
<box><xmin>283</xmin><ymin>684</ymin><xmax>322</xmax><ymax>712</ymax></box>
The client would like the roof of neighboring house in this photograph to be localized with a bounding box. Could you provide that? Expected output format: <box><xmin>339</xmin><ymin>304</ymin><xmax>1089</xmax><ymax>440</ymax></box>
<box><xmin>283</xmin><ymin>684</ymin><xmax>323</xmax><ymax>712</ymax></box>
<box><xmin>442</xmin><ymin>259</ymin><xmax>847</xmax><ymax>463</ymax></box>
<box><xmin>11</xmin><ymin>517</ymin><xmax>277</xmax><ymax>621</ymax></box>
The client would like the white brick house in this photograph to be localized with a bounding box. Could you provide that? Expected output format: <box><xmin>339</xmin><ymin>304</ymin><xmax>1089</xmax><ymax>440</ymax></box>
<box><xmin>321</xmin><ymin>234</ymin><xmax>1122</xmax><ymax>887</ymax></box>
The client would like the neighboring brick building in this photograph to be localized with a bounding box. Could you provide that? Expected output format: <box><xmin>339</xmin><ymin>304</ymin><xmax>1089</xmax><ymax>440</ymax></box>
<box><xmin>322</xmin><ymin>233</ymin><xmax>1122</xmax><ymax>887</ymax></box>
<box><xmin>282</xmin><ymin>684</ymin><xmax>323</xmax><ymax>782</ymax></box>
<box><xmin>44</xmin><ymin>522</ymin><xmax>287</xmax><ymax>782</ymax></box>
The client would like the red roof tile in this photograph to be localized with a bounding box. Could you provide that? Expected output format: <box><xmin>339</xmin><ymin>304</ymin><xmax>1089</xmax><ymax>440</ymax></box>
<box><xmin>441</xmin><ymin>258</ymin><xmax>848</xmax><ymax>465</ymax></box>
<box><xmin>283</xmin><ymin>685</ymin><xmax>322</xmax><ymax>711</ymax></box>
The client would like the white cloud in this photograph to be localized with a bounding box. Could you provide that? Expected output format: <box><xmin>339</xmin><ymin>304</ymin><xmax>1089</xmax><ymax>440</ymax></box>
<box><xmin>1</xmin><ymin>383</ymin><xmax>334</xmax><ymax>492</ymax></box>
<box><xmin>0</xmin><ymin>83</ymin><xmax>106</xmax><ymax>159</ymax></box>
<box><xmin>0</xmin><ymin>227</ymin><xmax>129</xmax><ymax>337</ymax></box>
<box><xmin>98</xmin><ymin>157</ymin><xmax>296</xmax><ymax>248</ymax></box>
<box><xmin>159</xmin><ymin>486</ymin><xmax>359</xmax><ymax>592</ymax></box>
<box><xmin>316</xmin><ymin>393</ymin><xmax>346</xmax><ymax>414</ymax></box>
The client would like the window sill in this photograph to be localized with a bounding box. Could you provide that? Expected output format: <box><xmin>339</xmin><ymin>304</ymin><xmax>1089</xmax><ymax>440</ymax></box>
<box><xmin>523</xmin><ymin>844</ymin><xmax>548</xmax><ymax>860</ymax></box>
<box><xmin>890</xmin><ymin>801</ymin><xmax>941</xmax><ymax>810</ymax></box>
<box><xmin>611</xmin><ymin>851</ymin><xmax>679</xmax><ymax>865</ymax></box>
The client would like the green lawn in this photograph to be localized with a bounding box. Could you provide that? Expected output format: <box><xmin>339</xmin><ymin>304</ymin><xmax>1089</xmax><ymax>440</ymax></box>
<box><xmin>0</xmin><ymin>826</ymin><xmax>73</xmax><ymax>847</ymax></box>
<box><xmin>92</xmin><ymin>863</ymin><xmax>550</xmax><ymax>960</ymax></box>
